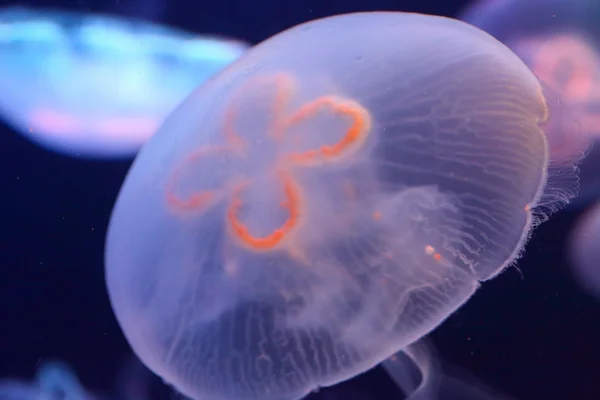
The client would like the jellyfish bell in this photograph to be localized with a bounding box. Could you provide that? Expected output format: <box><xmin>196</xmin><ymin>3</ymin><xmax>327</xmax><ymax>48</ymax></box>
<box><xmin>461</xmin><ymin>0</ymin><xmax>600</xmax><ymax>206</ymax></box>
<box><xmin>513</xmin><ymin>36</ymin><xmax>595</xmax><ymax>163</ymax></box>
<box><xmin>105</xmin><ymin>11</ymin><xmax>577</xmax><ymax>400</ymax></box>
<box><xmin>0</xmin><ymin>6</ymin><xmax>249</xmax><ymax>159</ymax></box>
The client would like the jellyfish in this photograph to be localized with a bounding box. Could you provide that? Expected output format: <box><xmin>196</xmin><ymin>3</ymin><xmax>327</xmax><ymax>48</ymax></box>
<box><xmin>0</xmin><ymin>357</ymin><xmax>152</xmax><ymax>400</ymax></box>
<box><xmin>105</xmin><ymin>11</ymin><xmax>576</xmax><ymax>400</ymax></box>
<box><xmin>35</xmin><ymin>362</ymin><xmax>96</xmax><ymax>400</ymax></box>
<box><xmin>0</xmin><ymin>360</ymin><xmax>95</xmax><ymax>400</ymax></box>
<box><xmin>0</xmin><ymin>6</ymin><xmax>249</xmax><ymax>159</ymax></box>
<box><xmin>460</xmin><ymin>0</ymin><xmax>600</xmax><ymax>205</ymax></box>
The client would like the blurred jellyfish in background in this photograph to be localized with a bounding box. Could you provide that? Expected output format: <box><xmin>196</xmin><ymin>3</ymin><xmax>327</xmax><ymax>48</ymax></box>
<box><xmin>383</xmin><ymin>340</ymin><xmax>515</xmax><ymax>400</ymax></box>
<box><xmin>106</xmin><ymin>11</ymin><xmax>577</xmax><ymax>400</ymax></box>
<box><xmin>568</xmin><ymin>200</ymin><xmax>600</xmax><ymax>300</ymax></box>
<box><xmin>35</xmin><ymin>361</ymin><xmax>95</xmax><ymax>400</ymax></box>
<box><xmin>0</xmin><ymin>6</ymin><xmax>249</xmax><ymax>159</ymax></box>
<box><xmin>461</xmin><ymin>0</ymin><xmax>600</xmax><ymax>205</ymax></box>
<box><xmin>0</xmin><ymin>360</ymin><xmax>96</xmax><ymax>400</ymax></box>
<box><xmin>0</xmin><ymin>357</ymin><xmax>151</xmax><ymax>400</ymax></box>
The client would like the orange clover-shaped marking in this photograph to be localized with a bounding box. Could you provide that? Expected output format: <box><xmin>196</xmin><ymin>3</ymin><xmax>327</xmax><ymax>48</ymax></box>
<box><xmin>165</xmin><ymin>72</ymin><xmax>372</xmax><ymax>253</ymax></box>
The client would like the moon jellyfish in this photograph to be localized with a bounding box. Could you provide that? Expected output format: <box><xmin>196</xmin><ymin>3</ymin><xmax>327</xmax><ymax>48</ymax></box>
<box><xmin>568</xmin><ymin>200</ymin><xmax>600</xmax><ymax>299</ymax></box>
<box><xmin>383</xmin><ymin>340</ymin><xmax>515</xmax><ymax>399</ymax></box>
<box><xmin>105</xmin><ymin>11</ymin><xmax>576</xmax><ymax>400</ymax></box>
<box><xmin>461</xmin><ymin>0</ymin><xmax>600</xmax><ymax>204</ymax></box>
<box><xmin>0</xmin><ymin>6</ymin><xmax>249</xmax><ymax>159</ymax></box>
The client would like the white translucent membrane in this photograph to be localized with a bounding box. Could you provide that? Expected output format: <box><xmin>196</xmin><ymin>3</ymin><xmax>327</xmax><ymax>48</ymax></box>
<box><xmin>383</xmin><ymin>340</ymin><xmax>516</xmax><ymax>400</ymax></box>
<box><xmin>0</xmin><ymin>6</ymin><xmax>249</xmax><ymax>159</ymax></box>
<box><xmin>460</xmin><ymin>0</ymin><xmax>600</xmax><ymax>206</ymax></box>
<box><xmin>105</xmin><ymin>11</ymin><xmax>577</xmax><ymax>400</ymax></box>
<box><xmin>497</xmin><ymin>35</ymin><xmax>600</xmax><ymax>207</ymax></box>
<box><xmin>568</xmin><ymin>200</ymin><xmax>600</xmax><ymax>299</ymax></box>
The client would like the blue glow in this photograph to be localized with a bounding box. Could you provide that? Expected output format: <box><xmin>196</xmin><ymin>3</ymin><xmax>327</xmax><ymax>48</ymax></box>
<box><xmin>0</xmin><ymin>6</ymin><xmax>250</xmax><ymax>159</ymax></box>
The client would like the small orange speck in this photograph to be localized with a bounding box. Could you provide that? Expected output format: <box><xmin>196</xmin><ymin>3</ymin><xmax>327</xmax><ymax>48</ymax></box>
<box><xmin>425</xmin><ymin>245</ymin><xmax>443</xmax><ymax>262</ymax></box>
<box><xmin>373</xmin><ymin>211</ymin><xmax>382</xmax><ymax>220</ymax></box>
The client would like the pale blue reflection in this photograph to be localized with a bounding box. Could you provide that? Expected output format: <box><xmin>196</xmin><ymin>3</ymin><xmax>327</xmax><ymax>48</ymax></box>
<box><xmin>0</xmin><ymin>361</ymin><xmax>95</xmax><ymax>400</ymax></box>
<box><xmin>0</xmin><ymin>6</ymin><xmax>249</xmax><ymax>159</ymax></box>
<box><xmin>0</xmin><ymin>357</ymin><xmax>150</xmax><ymax>400</ymax></box>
